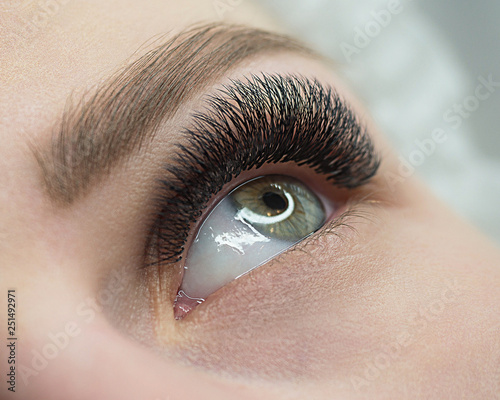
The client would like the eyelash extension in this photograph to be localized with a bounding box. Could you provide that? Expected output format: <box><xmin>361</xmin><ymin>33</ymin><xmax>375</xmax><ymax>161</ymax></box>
<box><xmin>149</xmin><ymin>73</ymin><xmax>380</xmax><ymax>265</ymax></box>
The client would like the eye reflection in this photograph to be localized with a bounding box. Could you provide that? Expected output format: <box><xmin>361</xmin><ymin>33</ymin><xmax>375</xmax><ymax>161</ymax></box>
<box><xmin>173</xmin><ymin>175</ymin><xmax>327</xmax><ymax>319</ymax></box>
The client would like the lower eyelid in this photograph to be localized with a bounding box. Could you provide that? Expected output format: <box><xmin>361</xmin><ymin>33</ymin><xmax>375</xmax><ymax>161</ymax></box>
<box><xmin>165</xmin><ymin>202</ymin><xmax>377</xmax><ymax>324</ymax></box>
<box><xmin>143</xmin><ymin>199</ymin><xmax>380</xmax><ymax>352</ymax></box>
<box><xmin>267</xmin><ymin>200</ymin><xmax>373</xmax><ymax>258</ymax></box>
<box><xmin>179</xmin><ymin>199</ymin><xmax>373</xmax><ymax>316</ymax></box>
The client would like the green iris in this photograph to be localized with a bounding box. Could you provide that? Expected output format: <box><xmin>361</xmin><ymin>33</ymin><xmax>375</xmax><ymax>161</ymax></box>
<box><xmin>231</xmin><ymin>175</ymin><xmax>326</xmax><ymax>241</ymax></box>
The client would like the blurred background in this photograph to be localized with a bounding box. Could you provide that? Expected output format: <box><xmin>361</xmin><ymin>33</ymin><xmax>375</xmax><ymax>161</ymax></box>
<box><xmin>255</xmin><ymin>0</ymin><xmax>500</xmax><ymax>244</ymax></box>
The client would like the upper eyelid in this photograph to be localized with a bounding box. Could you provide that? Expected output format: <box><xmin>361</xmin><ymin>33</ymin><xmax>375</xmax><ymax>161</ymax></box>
<box><xmin>32</xmin><ymin>23</ymin><xmax>317</xmax><ymax>205</ymax></box>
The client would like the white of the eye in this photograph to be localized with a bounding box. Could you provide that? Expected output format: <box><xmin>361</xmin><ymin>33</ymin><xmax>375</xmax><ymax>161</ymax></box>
<box><xmin>237</xmin><ymin>190</ymin><xmax>294</xmax><ymax>225</ymax></box>
<box><xmin>178</xmin><ymin>194</ymin><xmax>297</xmax><ymax>302</ymax></box>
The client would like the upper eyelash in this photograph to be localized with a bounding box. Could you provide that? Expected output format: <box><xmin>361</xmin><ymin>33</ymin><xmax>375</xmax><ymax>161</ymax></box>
<box><xmin>149</xmin><ymin>73</ymin><xmax>380</xmax><ymax>265</ymax></box>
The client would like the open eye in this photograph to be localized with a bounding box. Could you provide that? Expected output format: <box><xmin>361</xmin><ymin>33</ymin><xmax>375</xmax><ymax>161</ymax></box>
<box><xmin>147</xmin><ymin>74</ymin><xmax>380</xmax><ymax>321</ymax></box>
<box><xmin>174</xmin><ymin>175</ymin><xmax>329</xmax><ymax>319</ymax></box>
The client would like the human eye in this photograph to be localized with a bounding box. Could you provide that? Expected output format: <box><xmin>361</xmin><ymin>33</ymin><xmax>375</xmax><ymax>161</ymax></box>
<box><xmin>174</xmin><ymin>175</ymin><xmax>328</xmax><ymax>318</ymax></box>
<box><xmin>148</xmin><ymin>74</ymin><xmax>380</xmax><ymax>320</ymax></box>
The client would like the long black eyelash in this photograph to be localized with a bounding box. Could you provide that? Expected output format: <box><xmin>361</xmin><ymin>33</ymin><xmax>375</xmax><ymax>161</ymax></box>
<box><xmin>150</xmin><ymin>74</ymin><xmax>380</xmax><ymax>265</ymax></box>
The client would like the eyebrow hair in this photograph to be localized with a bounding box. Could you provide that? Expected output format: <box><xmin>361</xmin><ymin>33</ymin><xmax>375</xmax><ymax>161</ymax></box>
<box><xmin>34</xmin><ymin>23</ymin><xmax>317</xmax><ymax>204</ymax></box>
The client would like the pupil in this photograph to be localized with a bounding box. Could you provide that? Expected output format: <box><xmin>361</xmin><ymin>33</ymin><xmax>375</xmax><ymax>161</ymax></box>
<box><xmin>262</xmin><ymin>191</ymin><xmax>287</xmax><ymax>211</ymax></box>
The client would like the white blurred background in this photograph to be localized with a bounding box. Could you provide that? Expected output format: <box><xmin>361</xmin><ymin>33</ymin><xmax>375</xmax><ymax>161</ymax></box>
<box><xmin>254</xmin><ymin>0</ymin><xmax>500</xmax><ymax>244</ymax></box>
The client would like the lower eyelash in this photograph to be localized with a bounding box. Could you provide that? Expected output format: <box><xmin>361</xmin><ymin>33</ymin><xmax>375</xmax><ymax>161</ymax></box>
<box><xmin>279</xmin><ymin>197</ymin><xmax>379</xmax><ymax>259</ymax></box>
<box><xmin>148</xmin><ymin>74</ymin><xmax>380</xmax><ymax>267</ymax></box>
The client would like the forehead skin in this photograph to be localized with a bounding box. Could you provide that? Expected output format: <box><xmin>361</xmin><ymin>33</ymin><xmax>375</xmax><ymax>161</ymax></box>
<box><xmin>1</xmin><ymin>1</ymin><xmax>500</xmax><ymax>400</ymax></box>
<box><xmin>0</xmin><ymin>0</ymin><xmax>277</xmax><ymax>155</ymax></box>
<box><xmin>0</xmin><ymin>1</ymin><xmax>279</xmax><ymax>279</ymax></box>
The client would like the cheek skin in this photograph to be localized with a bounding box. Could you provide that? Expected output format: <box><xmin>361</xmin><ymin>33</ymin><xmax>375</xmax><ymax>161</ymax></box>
<box><xmin>17</xmin><ymin>316</ymin><xmax>280</xmax><ymax>400</ymax></box>
<box><xmin>145</xmin><ymin>179</ymin><xmax>500</xmax><ymax>398</ymax></box>
<box><xmin>148</xmin><ymin>199</ymin><xmax>392</xmax><ymax>377</ymax></box>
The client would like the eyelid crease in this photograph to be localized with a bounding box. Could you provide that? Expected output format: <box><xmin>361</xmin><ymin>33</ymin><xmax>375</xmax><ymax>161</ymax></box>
<box><xmin>149</xmin><ymin>73</ymin><xmax>380</xmax><ymax>267</ymax></box>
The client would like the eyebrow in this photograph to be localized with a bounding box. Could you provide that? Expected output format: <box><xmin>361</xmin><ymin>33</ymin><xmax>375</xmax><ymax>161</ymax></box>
<box><xmin>34</xmin><ymin>23</ymin><xmax>317</xmax><ymax>204</ymax></box>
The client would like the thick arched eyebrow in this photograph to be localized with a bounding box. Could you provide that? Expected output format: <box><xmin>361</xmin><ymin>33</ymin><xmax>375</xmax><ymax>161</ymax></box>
<box><xmin>34</xmin><ymin>23</ymin><xmax>317</xmax><ymax>205</ymax></box>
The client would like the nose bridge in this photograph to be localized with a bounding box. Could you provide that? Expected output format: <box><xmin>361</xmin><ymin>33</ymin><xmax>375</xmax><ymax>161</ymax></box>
<box><xmin>0</xmin><ymin>188</ymin><xmax>107</xmax><ymax>338</ymax></box>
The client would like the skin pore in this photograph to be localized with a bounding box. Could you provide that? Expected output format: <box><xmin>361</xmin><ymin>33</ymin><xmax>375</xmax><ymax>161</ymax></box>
<box><xmin>1</xmin><ymin>1</ymin><xmax>499</xmax><ymax>399</ymax></box>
